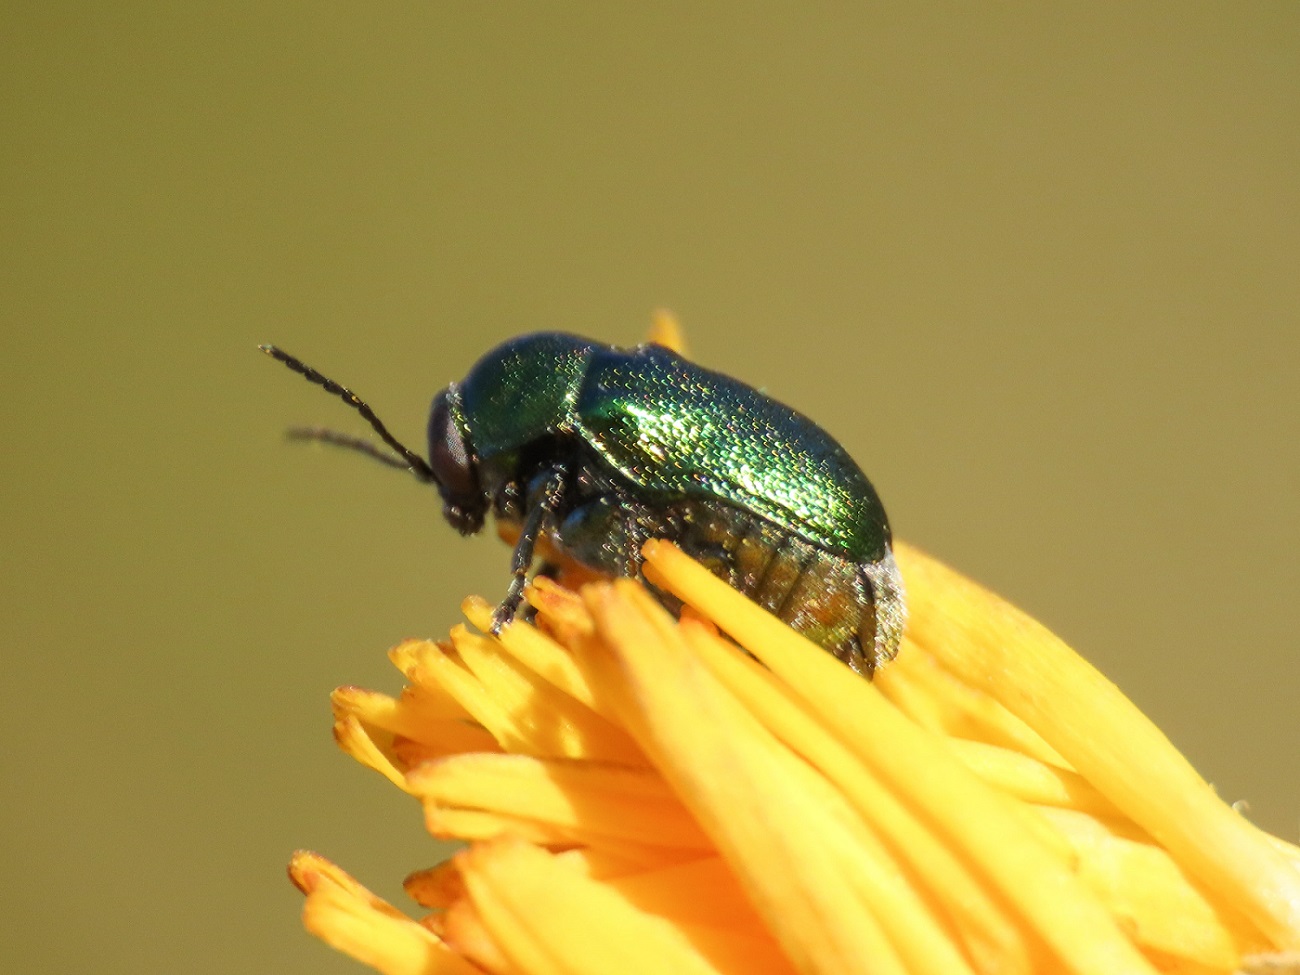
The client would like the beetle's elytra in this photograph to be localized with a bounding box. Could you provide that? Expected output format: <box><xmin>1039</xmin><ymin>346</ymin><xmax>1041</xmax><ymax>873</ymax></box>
<box><xmin>261</xmin><ymin>332</ymin><xmax>906</xmax><ymax>676</ymax></box>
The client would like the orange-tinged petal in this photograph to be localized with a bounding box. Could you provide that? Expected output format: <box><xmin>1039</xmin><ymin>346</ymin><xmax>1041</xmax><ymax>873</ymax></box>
<box><xmin>293</xmin><ymin>532</ymin><xmax>1295</xmax><ymax>974</ymax></box>
<box><xmin>289</xmin><ymin>851</ymin><xmax>478</xmax><ymax>975</ymax></box>
<box><xmin>544</xmin><ymin>845</ymin><xmax>721</xmax><ymax>887</ymax></box>
<box><xmin>393</xmin><ymin>637</ymin><xmax>523</xmax><ymax>746</ymax></box>
<box><xmin>447</xmin><ymin>625</ymin><xmax>643</xmax><ymax>763</ymax></box>
<box><xmin>442</xmin><ymin>896</ymin><xmax>524</xmax><ymax>975</ymax></box>
<box><xmin>405</xmin><ymin>753</ymin><xmax>713</xmax><ymax>850</ymax></box>
<box><xmin>679</xmin><ymin>616</ymin><xmax>1037</xmax><ymax>975</ymax></box>
<box><xmin>461</xmin><ymin>595</ymin><xmax>599</xmax><ymax>712</ymax></box>
<box><xmin>643</xmin><ymin>539</ymin><xmax>1162</xmax><ymax>975</ymax></box>
<box><xmin>332</xmin><ymin>685</ymin><xmax>501</xmax><ymax>758</ymax></box>
<box><xmin>403</xmin><ymin>860</ymin><xmax>463</xmax><ymax>910</ymax></box>
<box><xmin>387</xmin><ymin>641</ymin><xmax>478</xmax><ymax>719</ymax></box>
<box><xmin>334</xmin><ymin>713</ymin><xmax>410</xmax><ymax>790</ymax></box>
<box><xmin>577</xmin><ymin>855</ymin><xmax>761</xmax><ymax>930</ymax></box>
<box><xmin>418</xmin><ymin>804</ymin><xmax>700</xmax><ymax>868</ymax></box>
<box><xmin>646</xmin><ymin>308</ymin><xmax>688</xmax><ymax>356</ymax></box>
<box><xmin>583</xmin><ymin>580</ymin><xmax>923</xmax><ymax>975</ymax></box>
<box><xmin>458</xmin><ymin>838</ymin><xmax>795</xmax><ymax>975</ymax></box>
<box><xmin>420</xmin><ymin>805</ymin><xmax>570</xmax><ymax>845</ymax></box>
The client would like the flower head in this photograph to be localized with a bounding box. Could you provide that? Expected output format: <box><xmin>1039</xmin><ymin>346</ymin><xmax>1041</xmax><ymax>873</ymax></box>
<box><xmin>289</xmin><ymin>539</ymin><xmax>1300</xmax><ymax>975</ymax></box>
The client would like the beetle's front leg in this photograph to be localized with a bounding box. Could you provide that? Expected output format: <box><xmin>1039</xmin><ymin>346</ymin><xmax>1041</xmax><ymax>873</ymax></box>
<box><xmin>490</xmin><ymin>465</ymin><xmax>567</xmax><ymax>634</ymax></box>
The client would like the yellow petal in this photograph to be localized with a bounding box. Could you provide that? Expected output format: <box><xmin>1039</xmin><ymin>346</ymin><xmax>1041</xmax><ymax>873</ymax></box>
<box><xmin>1037</xmin><ymin>807</ymin><xmax>1257</xmax><ymax>967</ymax></box>
<box><xmin>875</xmin><ymin>638</ymin><xmax>1067</xmax><ymax>766</ymax></box>
<box><xmin>946</xmin><ymin>738</ymin><xmax>1117</xmax><ymax>816</ymax></box>
<box><xmin>894</xmin><ymin>542</ymin><xmax>1300</xmax><ymax>949</ymax></box>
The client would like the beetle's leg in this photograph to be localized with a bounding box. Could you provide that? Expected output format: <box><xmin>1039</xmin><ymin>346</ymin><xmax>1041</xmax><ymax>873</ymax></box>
<box><xmin>616</xmin><ymin>491</ymin><xmax>651</xmax><ymax>579</ymax></box>
<box><xmin>491</xmin><ymin>466</ymin><xmax>567</xmax><ymax>634</ymax></box>
<box><xmin>552</xmin><ymin>489</ymin><xmax>651</xmax><ymax>577</ymax></box>
<box><xmin>664</xmin><ymin>500</ymin><xmax>746</xmax><ymax>588</ymax></box>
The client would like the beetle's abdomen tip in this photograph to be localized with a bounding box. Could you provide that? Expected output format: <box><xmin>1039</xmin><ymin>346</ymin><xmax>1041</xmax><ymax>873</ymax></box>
<box><xmin>865</xmin><ymin>550</ymin><xmax>908</xmax><ymax>671</ymax></box>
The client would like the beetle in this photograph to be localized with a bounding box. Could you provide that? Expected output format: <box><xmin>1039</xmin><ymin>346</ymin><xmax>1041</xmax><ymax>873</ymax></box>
<box><xmin>261</xmin><ymin>332</ymin><xmax>905</xmax><ymax>676</ymax></box>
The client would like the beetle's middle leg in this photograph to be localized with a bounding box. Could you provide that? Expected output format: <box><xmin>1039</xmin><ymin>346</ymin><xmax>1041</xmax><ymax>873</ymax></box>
<box><xmin>491</xmin><ymin>465</ymin><xmax>568</xmax><ymax>633</ymax></box>
<box><xmin>551</xmin><ymin>488</ymin><xmax>658</xmax><ymax>578</ymax></box>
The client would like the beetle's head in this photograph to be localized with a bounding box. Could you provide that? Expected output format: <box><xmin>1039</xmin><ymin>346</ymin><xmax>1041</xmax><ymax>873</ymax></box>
<box><xmin>426</xmin><ymin>386</ymin><xmax>486</xmax><ymax>535</ymax></box>
<box><xmin>259</xmin><ymin>345</ymin><xmax>487</xmax><ymax>535</ymax></box>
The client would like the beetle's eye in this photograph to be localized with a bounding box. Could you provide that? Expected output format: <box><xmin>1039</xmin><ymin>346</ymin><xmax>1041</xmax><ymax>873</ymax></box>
<box><xmin>427</xmin><ymin>389</ymin><xmax>479</xmax><ymax>501</ymax></box>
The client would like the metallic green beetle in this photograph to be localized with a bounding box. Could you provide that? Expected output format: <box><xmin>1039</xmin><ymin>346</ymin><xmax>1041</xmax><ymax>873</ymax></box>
<box><xmin>262</xmin><ymin>333</ymin><xmax>906</xmax><ymax>676</ymax></box>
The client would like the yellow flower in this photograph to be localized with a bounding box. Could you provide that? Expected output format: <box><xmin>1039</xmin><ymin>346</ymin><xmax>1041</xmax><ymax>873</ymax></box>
<box><xmin>288</xmin><ymin>538</ymin><xmax>1300</xmax><ymax>975</ymax></box>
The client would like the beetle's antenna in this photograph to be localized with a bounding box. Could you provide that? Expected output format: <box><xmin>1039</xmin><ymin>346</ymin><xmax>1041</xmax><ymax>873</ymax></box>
<box><xmin>260</xmin><ymin>345</ymin><xmax>437</xmax><ymax>483</ymax></box>
<box><xmin>284</xmin><ymin>426</ymin><xmax>417</xmax><ymax>472</ymax></box>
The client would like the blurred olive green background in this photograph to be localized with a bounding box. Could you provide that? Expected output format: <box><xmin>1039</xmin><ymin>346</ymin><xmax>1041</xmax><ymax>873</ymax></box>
<box><xmin>2</xmin><ymin>4</ymin><xmax>1296</xmax><ymax>973</ymax></box>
